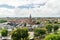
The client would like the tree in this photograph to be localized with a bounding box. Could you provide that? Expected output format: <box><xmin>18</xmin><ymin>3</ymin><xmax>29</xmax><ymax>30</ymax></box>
<box><xmin>34</xmin><ymin>28</ymin><xmax>46</xmax><ymax>38</ymax></box>
<box><xmin>11</xmin><ymin>27</ymin><xmax>29</xmax><ymax>40</ymax></box>
<box><xmin>1</xmin><ymin>29</ymin><xmax>8</xmax><ymax>36</ymax></box>
<box><xmin>46</xmin><ymin>24</ymin><xmax>53</xmax><ymax>33</ymax></box>
<box><xmin>47</xmin><ymin>20</ymin><xmax>52</xmax><ymax>24</ymax></box>
<box><xmin>53</xmin><ymin>25</ymin><xmax>59</xmax><ymax>32</ymax></box>
<box><xmin>24</xmin><ymin>23</ymin><xmax>26</xmax><ymax>26</ymax></box>
<box><xmin>36</xmin><ymin>20</ymin><xmax>40</xmax><ymax>24</ymax></box>
<box><xmin>54</xmin><ymin>20</ymin><xmax>58</xmax><ymax>24</ymax></box>
<box><xmin>21</xmin><ymin>27</ymin><xmax>29</xmax><ymax>40</ymax></box>
<box><xmin>0</xmin><ymin>20</ymin><xmax>7</xmax><ymax>23</ymax></box>
<box><xmin>44</xmin><ymin>34</ymin><xmax>60</xmax><ymax>40</ymax></box>
<box><xmin>11</xmin><ymin>28</ymin><xmax>21</xmax><ymax>40</ymax></box>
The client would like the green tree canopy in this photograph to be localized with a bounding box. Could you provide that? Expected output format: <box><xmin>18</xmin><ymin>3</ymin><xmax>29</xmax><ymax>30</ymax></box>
<box><xmin>1</xmin><ymin>29</ymin><xmax>8</xmax><ymax>36</ymax></box>
<box><xmin>44</xmin><ymin>34</ymin><xmax>60</xmax><ymax>40</ymax></box>
<box><xmin>34</xmin><ymin>28</ymin><xmax>46</xmax><ymax>37</ymax></box>
<box><xmin>11</xmin><ymin>27</ymin><xmax>29</xmax><ymax>40</ymax></box>
<box><xmin>46</xmin><ymin>24</ymin><xmax>53</xmax><ymax>33</ymax></box>
<box><xmin>0</xmin><ymin>20</ymin><xmax>7</xmax><ymax>23</ymax></box>
<box><xmin>53</xmin><ymin>25</ymin><xmax>59</xmax><ymax>32</ymax></box>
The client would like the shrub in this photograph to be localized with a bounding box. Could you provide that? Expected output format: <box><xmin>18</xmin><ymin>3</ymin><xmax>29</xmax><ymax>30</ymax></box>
<box><xmin>0</xmin><ymin>20</ymin><xmax>7</xmax><ymax>23</ymax></box>
<box><xmin>46</xmin><ymin>24</ymin><xmax>53</xmax><ymax>33</ymax></box>
<box><xmin>11</xmin><ymin>27</ymin><xmax>29</xmax><ymax>40</ymax></box>
<box><xmin>54</xmin><ymin>21</ymin><xmax>58</xmax><ymax>24</ymax></box>
<box><xmin>44</xmin><ymin>34</ymin><xmax>60</xmax><ymax>40</ymax></box>
<box><xmin>1</xmin><ymin>29</ymin><xmax>8</xmax><ymax>36</ymax></box>
<box><xmin>11</xmin><ymin>28</ymin><xmax>21</xmax><ymax>40</ymax></box>
<box><xmin>21</xmin><ymin>27</ymin><xmax>29</xmax><ymax>40</ymax></box>
<box><xmin>53</xmin><ymin>25</ymin><xmax>59</xmax><ymax>32</ymax></box>
<box><xmin>36</xmin><ymin>20</ymin><xmax>40</xmax><ymax>24</ymax></box>
<box><xmin>34</xmin><ymin>28</ymin><xmax>46</xmax><ymax>37</ymax></box>
<box><xmin>47</xmin><ymin>20</ymin><xmax>52</xmax><ymax>24</ymax></box>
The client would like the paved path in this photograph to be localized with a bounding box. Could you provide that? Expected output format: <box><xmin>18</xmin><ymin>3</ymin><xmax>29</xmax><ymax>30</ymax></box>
<box><xmin>28</xmin><ymin>32</ymin><xmax>34</xmax><ymax>39</ymax></box>
<box><xmin>0</xmin><ymin>36</ymin><xmax>2</xmax><ymax>40</ymax></box>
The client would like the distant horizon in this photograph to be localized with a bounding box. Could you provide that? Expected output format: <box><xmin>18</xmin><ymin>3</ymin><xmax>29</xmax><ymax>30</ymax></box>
<box><xmin>0</xmin><ymin>16</ymin><xmax>60</xmax><ymax>18</ymax></box>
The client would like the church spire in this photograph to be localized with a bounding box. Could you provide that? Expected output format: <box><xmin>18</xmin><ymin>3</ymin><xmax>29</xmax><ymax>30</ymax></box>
<box><xmin>30</xmin><ymin>14</ymin><xmax>32</xmax><ymax>19</ymax></box>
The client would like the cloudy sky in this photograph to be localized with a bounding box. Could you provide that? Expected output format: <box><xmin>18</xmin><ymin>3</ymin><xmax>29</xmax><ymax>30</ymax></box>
<box><xmin>0</xmin><ymin>0</ymin><xmax>60</xmax><ymax>17</ymax></box>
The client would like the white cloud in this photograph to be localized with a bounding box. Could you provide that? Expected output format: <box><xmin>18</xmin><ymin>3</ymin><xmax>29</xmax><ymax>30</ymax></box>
<box><xmin>0</xmin><ymin>0</ymin><xmax>60</xmax><ymax>17</ymax></box>
<box><xmin>0</xmin><ymin>8</ymin><xmax>15</xmax><ymax>17</ymax></box>
<box><xmin>0</xmin><ymin>0</ymin><xmax>31</xmax><ymax>7</ymax></box>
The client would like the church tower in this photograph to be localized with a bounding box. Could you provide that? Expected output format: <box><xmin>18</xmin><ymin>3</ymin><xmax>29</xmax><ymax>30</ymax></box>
<box><xmin>29</xmin><ymin>14</ymin><xmax>32</xmax><ymax>26</ymax></box>
<box><xmin>29</xmin><ymin>14</ymin><xmax>32</xmax><ymax>20</ymax></box>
